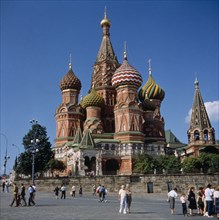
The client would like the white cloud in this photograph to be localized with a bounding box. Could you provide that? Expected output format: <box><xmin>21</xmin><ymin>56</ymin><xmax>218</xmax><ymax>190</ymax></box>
<box><xmin>185</xmin><ymin>100</ymin><xmax>219</xmax><ymax>123</ymax></box>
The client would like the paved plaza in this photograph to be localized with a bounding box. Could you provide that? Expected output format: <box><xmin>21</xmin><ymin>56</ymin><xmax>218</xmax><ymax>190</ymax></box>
<box><xmin>0</xmin><ymin>191</ymin><xmax>217</xmax><ymax>220</ymax></box>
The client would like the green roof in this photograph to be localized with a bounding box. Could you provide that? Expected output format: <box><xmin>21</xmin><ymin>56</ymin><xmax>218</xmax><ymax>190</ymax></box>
<box><xmin>165</xmin><ymin>129</ymin><xmax>182</xmax><ymax>144</ymax></box>
<box><xmin>80</xmin><ymin>129</ymin><xmax>95</xmax><ymax>148</ymax></box>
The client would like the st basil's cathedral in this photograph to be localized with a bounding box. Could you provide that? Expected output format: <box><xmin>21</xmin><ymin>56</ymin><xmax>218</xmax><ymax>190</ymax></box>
<box><xmin>53</xmin><ymin>11</ymin><xmax>217</xmax><ymax>176</ymax></box>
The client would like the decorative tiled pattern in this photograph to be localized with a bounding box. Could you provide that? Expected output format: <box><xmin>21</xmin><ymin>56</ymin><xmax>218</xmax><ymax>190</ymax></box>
<box><xmin>112</xmin><ymin>59</ymin><xmax>142</xmax><ymax>88</ymax></box>
<box><xmin>139</xmin><ymin>74</ymin><xmax>165</xmax><ymax>102</ymax></box>
<box><xmin>60</xmin><ymin>69</ymin><xmax>82</xmax><ymax>91</ymax></box>
<box><xmin>81</xmin><ymin>88</ymin><xmax>104</xmax><ymax>109</ymax></box>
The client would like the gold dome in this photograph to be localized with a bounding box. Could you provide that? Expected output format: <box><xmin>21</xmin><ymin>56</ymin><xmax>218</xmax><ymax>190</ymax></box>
<box><xmin>100</xmin><ymin>9</ymin><xmax>111</xmax><ymax>27</ymax></box>
<box><xmin>101</xmin><ymin>17</ymin><xmax>111</xmax><ymax>27</ymax></box>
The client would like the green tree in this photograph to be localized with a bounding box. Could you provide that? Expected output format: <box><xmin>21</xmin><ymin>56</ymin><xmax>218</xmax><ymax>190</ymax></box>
<box><xmin>182</xmin><ymin>157</ymin><xmax>200</xmax><ymax>173</ymax></box>
<box><xmin>16</xmin><ymin>123</ymin><xmax>52</xmax><ymax>178</ymax></box>
<box><xmin>133</xmin><ymin>153</ymin><xmax>155</xmax><ymax>173</ymax></box>
<box><xmin>197</xmin><ymin>153</ymin><xmax>219</xmax><ymax>173</ymax></box>
<box><xmin>155</xmin><ymin>155</ymin><xmax>181</xmax><ymax>173</ymax></box>
<box><xmin>46</xmin><ymin>159</ymin><xmax>66</xmax><ymax>177</ymax></box>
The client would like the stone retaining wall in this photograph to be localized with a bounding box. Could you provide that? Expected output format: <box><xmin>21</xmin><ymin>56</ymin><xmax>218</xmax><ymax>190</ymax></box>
<box><xmin>16</xmin><ymin>174</ymin><xmax>219</xmax><ymax>194</ymax></box>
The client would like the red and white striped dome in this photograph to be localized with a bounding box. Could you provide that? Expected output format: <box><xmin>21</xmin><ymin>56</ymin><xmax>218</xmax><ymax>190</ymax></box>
<box><xmin>112</xmin><ymin>57</ymin><xmax>142</xmax><ymax>89</ymax></box>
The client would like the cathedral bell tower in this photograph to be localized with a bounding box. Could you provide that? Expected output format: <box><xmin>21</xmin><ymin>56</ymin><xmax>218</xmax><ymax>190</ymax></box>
<box><xmin>187</xmin><ymin>78</ymin><xmax>215</xmax><ymax>146</ymax></box>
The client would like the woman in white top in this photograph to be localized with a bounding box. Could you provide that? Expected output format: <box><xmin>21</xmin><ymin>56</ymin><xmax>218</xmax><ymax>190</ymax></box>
<box><xmin>204</xmin><ymin>184</ymin><xmax>213</xmax><ymax>217</ymax></box>
<box><xmin>168</xmin><ymin>188</ymin><xmax>178</xmax><ymax>215</ymax></box>
<box><xmin>118</xmin><ymin>185</ymin><xmax>127</xmax><ymax>214</ymax></box>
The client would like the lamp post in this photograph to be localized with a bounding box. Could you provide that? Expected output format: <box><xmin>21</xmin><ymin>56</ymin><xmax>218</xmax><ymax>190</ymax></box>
<box><xmin>12</xmin><ymin>144</ymin><xmax>20</xmax><ymax>156</ymax></box>
<box><xmin>30</xmin><ymin>119</ymin><xmax>40</xmax><ymax>184</ymax></box>
<box><xmin>1</xmin><ymin>133</ymin><xmax>10</xmax><ymax>176</ymax></box>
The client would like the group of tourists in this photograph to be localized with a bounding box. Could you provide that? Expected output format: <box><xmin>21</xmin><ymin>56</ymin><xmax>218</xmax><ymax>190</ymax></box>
<box><xmin>168</xmin><ymin>184</ymin><xmax>219</xmax><ymax>218</ymax></box>
<box><xmin>9</xmin><ymin>182</ymin><xmax>36</xmax><ymax>207</ymax></box>
<box><xmin>2</xmin><ymin>179</ymin><xmax>10</xmax><ymax>193</ymax></box>
<box><xmin>53</xmin><ymin>184</ymin><xmax>83</xmax><ymax>199</ymax></box>
<box><xmin>95</xmin><ymin>184</ymin><xmax>107</xmax><ymax>202</ymax></box>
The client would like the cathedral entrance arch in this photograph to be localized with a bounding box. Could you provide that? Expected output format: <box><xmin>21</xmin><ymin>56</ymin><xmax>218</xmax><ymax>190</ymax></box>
<box><xmin>104</xmin><ymin>159</ymin><xmax>119</xmax><ymax>175</ymax></box>
<box><xmin>84</xmin><ymin>156</ymin><xmax>96</xmax><ymax>175</ymax></box>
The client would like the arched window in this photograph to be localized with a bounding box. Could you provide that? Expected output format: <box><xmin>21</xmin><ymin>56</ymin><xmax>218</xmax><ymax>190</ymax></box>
<box><xmin>204</xmin><ymin>130</ymin><xmax>209</xmax><ymax>141</ymax></box>
<box><xmin>194</xmin><ymin>130</ymin><xmax>200</xmax><ymax>141</ymax></box>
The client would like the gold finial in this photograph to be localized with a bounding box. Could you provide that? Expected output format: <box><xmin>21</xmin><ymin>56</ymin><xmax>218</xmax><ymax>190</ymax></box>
<box><xmin>100</xmin><ymin>6</ymin><xmax>111</xmax><ymax>27</ymax></box>
<box><xmin>69</xmin><ymin>53</ymin><xmax>72</xmax><ymax>70</ymax></box>
<box><xmin>194</xmin><ymin>73</ymin><xmax>199</xmax><ymax>87</ymax></box>
<box><xmin>104</xmin><ymin>6</ymin><xmax>107</xmax><ymax>18</ymax></box>
<box><xmin>124</xmin><ymin>41</ymin><xmax>127</xmax><ymax>60</ymax></box>
<box><xmin>148</xmin><ymin>59</ymin><xmax>152</xmax><ymax>75</ymax></box>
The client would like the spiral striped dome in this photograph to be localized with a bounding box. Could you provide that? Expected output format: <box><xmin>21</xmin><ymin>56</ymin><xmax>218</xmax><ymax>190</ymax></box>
<box><xmin>60</xmin><ymin>68</ymin><xmax>81</xmax><ymax>91</ymax></box>
<box><xmin>138</xmin><ymin>74</ymin><xmax>165</xmax><ymax>102</ymax></box>
<box><xmin>112</xmin><ymin>58</ymin><xmax>142</xmax><ymax>89</ymax></box>
<box><xmin>81</xmin><ymin>88</ymin><xmax>104</xmax><ymax>109</ymax></box>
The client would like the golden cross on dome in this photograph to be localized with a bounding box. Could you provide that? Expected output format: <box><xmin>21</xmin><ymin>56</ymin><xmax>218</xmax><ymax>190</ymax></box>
<box><xmin>124</xmin><ymin>41</ymin><xmax>127</xmax><ymax>59</ymax></box>
<box><xmin>148</xmin><ymin>59</ymin><xmax>152</xmax><ymax>75</ymax></box>
<box><xmin>69</xmin><ymin>53</ymin><xmax>72</xmax><ymax>70</ymax></box>
<box><xmin>104</xmin><ymin>6</ymin><xmax>107</xmax><ymax>18</ymax></box>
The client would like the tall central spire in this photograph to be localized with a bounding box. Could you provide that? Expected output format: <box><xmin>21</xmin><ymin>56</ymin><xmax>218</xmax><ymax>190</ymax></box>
<box><xmin>90</xmin><ymin>8</ymin><xmax>120</xmax><ymax>133</ymax></box>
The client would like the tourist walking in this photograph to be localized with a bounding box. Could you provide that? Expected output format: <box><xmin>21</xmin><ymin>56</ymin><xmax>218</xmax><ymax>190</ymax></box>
<box><xmin>213</xmin><ymin>185</ymin><xmax>219</xmax><ymax>219</ymax></box>
<box><xmin>101</xmin><ymin>185</ymin><xmax>107</xmax><ymax>202</ymax></box>
<box><xmin>204</xmin><ymin>184</ymin><xmax>214</xmax><ymax>217</ymax></box>
<box><xmin>180</xmin><ymin>192</ymin><xmax>188</xmax><ymax>216</ymax></box>
<box><xmin>167</xmin><ymin>187</ymin><xmax>177</xmax><ymax>215</ymax></box>
<box><xmin>28</xmin><ymin>185</ymin><xmax>35</xmax><ymax>206</ymax></box>
<box><xmin>60</xmin><ymin>184</ymin><xmax>66</xmax><ymax>199</ymax></box>
<box><xmin>188</xmin><ymin>186</ymin><xmax>197</xmax><ymax>216</ymax></box>
<box><xmin>126</xmin><ymin>184</ymin><xmax>132</xmax><ymax>213</ymax></box>
<box><xmin>54</xmin><ymin>186</ymin><xmax>59</xmax><ymax>199</ymax></box>
<box><xmin>79</xmin><ymin>185</ymin><xmax>83</xmax><ymax>197</ymax></box>
<box><xmin>2</xmin><ymin>179</ymin><xmax>5</xmax><ymax>192</ymax></box>
<box><xmin>197</xmin><ymin>187</ymin><xmax>204</xmax><ymax>215</ymax></box>
<box><xmin>32</xmin><ymin>183</ymin><xmax>36</xmax><ymax>202</ymax></box>
<box><xmin>71</xmin><ymin>185</ymin><xmax>76</xmax><ymax>197</ymax></box>
<box><xmin>10</xmin><ymin>182</ymin><xmax>19</xmax><ymax>207</ymax></box>
<box><xmin>20</xmin><ymin>183</ymin><xmax>27</xmax><ymax>206</ymax></box>
<box><xmin>6</xmin><ymin>180</ymin><xmax>10</xmax><ymax>193</ymax></box>
<box><xmin>118</xmin><ymin>185</ymin><xmax>127</xmax><ymax>214</ymax></box>
<box><xmin>96</xmin><ymin>184</ymin><xmax>102</xmax><ymax>202</ymax></box>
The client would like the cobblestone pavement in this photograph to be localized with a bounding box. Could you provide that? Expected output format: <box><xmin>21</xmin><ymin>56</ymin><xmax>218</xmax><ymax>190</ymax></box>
<box><xmin>0</xmin><ymin>191</ymin><xmax>217</xmax><ymax>220</ymax></box>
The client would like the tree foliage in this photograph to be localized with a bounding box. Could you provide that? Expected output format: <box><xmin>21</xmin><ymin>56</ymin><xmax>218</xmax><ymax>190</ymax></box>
<box><xmin>46</xmin><ymin>159</ymin><xmax>66</xmax><ymax>176</ymax></box>
<box><xmin>133</xmin><ymin>154</ymin><xmax>181</xmax><ymax>174</ymax></box>
<box><xmin>15</xmin><ymin>124</ymin><xmax>52</xmax><ymax>177</ymax></box>
<box><xmin>133</xmin><ymin>154</ymin><xmax>155</xmax><ymax>173</ymax></box>
<box><xmin>182</xmin><ymin>153</ymin><xmax>219</xmax><ymax>173</ymax></box>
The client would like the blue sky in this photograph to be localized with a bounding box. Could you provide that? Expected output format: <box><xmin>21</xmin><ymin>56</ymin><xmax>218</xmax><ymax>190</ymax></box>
<box><xmin>1</xmin><ymin>0</ymin><xmax>218</xmax><ymax>174</ymax></box>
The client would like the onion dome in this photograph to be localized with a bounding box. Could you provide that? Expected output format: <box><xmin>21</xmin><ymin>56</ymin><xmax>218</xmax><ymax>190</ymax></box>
<box><xmin>112</xmin><ymin>50</ymin><xmax>142</xmax><ymax>89</ymax></box>
<box><xmin>138</xmin><ymin>60</ymin><xmax>165</xmax><ymax>102</ymax></box>
<box><xmin>60</xmin><ymin>58</ymin><xmax>81</xmax><ymax>91</ymax></box>
<box><xmin>100</xmin><ymin>8</ymin><xmax>111</xmax><ymax>27</ymax></box>
<box><xmin>81</xmin><ymin>88</ymin><xmax>104</xmax><ymax>109</ymax></box>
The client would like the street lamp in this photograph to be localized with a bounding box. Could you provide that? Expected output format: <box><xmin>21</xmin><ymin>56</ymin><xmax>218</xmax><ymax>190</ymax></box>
<box><xmin>30</xmin><ymin>119</ymin><xmax>40</xmax><ymax>184</ymax></box>
<box><xmin>12</xmin><ymin>144</ymin><xmax>20</xmax><ymax>156</ymax></box>
<box><xmin>1</xmin><ymin>133</ymin><xmax>10</xmax><ymax>175</ymax></box>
